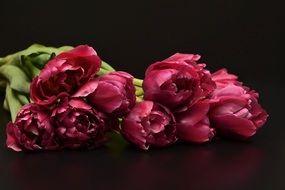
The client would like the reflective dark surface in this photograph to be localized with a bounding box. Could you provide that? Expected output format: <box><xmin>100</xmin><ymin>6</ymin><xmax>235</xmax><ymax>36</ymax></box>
<box><xmin>0</xmin><ymin>0</ymin><xmax>283</xmax><ymax>189</ymax></box>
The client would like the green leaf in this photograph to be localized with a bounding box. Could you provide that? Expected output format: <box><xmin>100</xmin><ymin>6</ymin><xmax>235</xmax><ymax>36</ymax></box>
<box><xmin>16</xmin><ymin>92</ymin><xmax>30</xmax><ymax>105</ymax></box>
<box><xmin>5</xmin><ymin>85</ymin><xmax>23</xmax><ymax>122</ymax></box>
<box><xmin>29</xmin><ymin>53</ymin><xmax>52</xmax><ymax>69</ymax></box>
<box><xmin>18</xmin><ymin>45</ymin><xmax>73</xmax><ymax>77</ymax></box>
<box><xmin>0</xmin><ymin>64</ymin><xmax>30</xmax><ymax>93</ymax></box>
<box><xmin>0</xmin><ymin>57</ymin><xmax>5</xmax><ymax>66</ymax></box>
<box><xmin>0</xmin><ymin>79</ymin><xmax>6</xmax><ymax>91</ymax></box>
<box><xmin>23</xmin><ymin>44</ymin><xmax>73</xmax><ymax>56</ymax></box>
<box><xmin>3</xmin><ymin>97</ymin><xmax>9</xmax><ymax>111</ymax></box>
<box><xmin>1</xmin><ymin>44</ymin><xmax>73</xmax><ymax>66</ymax></box>
<box><xmin>58</xmin><ymin>45</ymin><xmax>73</xmax><ymax>52</ymax></box>
<box><xmin>21</xmin><ymin>54</ymin><xmax>42</xmax><ymax>77</ymax></box>
<box><xmin>2</xmin><ymin>54</ymin><xmax>21</xmax><ymax>66</ymax></box>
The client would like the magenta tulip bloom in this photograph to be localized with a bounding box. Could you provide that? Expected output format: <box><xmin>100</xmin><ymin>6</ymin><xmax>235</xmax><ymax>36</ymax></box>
<box><xmin>143</xmin><ymin>53</ymin><xmax>215</xmax><ymax>109</ymax></box>
<box><xmin>211</xmin><ymin>68</ymin><xmax>241</xmax><ymax>88</ymax></box>
<box><xmin>73</xmin><ymin>71</ymin><xmax>136</xmax><ymax>117</ymax></box>
<box><xmin>51</xmin><ymin>98</ymin><xmax>117</xmax><ymax>149</ymax></box>
<box><xmin>30</xmin><ymin>45</ymin><xmax>101</xmax><ymax>106</ymax></box>
<box><xmin>209</xmin><ymin>84</ymin><xmax>268</xmax><ymax>140</ymax></box>
<box><xmin>176</xmin><ymin>100</ymin><xmax>215</xmax><ymax>143</ymax></box>
<box><xmin>121</xmin><ymin>101</ymin><xmax>177</xmax><ymax>150</ymax></box>
<box><xmin>6</xmin><ymin>104</ymin><xmax>58</xmax><ymax>152</ymax></box>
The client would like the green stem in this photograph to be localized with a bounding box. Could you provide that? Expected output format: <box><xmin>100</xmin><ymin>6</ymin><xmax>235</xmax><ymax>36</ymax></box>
<box><xmin>101</xmin><ymin>61</ymin><xmax>115</xmax><ymax>72</ymax></box>
<box><xmin>98</xmin><ymin>68</ymin><xmax>144</xmax><ymax>88</ymax></box>
<box><xmin>97</xmin><ymin>68</ymin><xmax>111</xmax><ymax>76</ymax></box>
<box><xmin>134</xmin><ymin>78</ymin><xmax>143</xmax><ymax>87</ymax></box>
<box><xmin>136</xmin><ymin>96</ymin><xmax>143</xmax><ymax>102</ymax></box>
<box><xmin>135</xmin><ymin>87</ymin><xmax>144</xmax><ymax>96</ymax></box>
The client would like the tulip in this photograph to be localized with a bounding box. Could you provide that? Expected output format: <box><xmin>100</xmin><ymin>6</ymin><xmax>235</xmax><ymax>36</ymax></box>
<box><xmin>51</xmin><ymin>98</ymin><xmax>117</xmax><ymax>149</ymax></box>
<box><xmin>73</xmin><ymin>71</ymin><xmax>136</xmax><ymax>117</ymax></box>
<box><xmin>30</xmin><ymin>45</ymin><xmax>101</xmax><ymax>106</ymax></box>
<box><xmin>176</xmin><ymin>100</ymin><xmax>215</xmax><ymax>143</ymax></box>
<box><xmin>143</xmin><ymin>53</ymin><xmax>215</xmax><ymax>110</ymax></box>
<box><xmin>211</xmin><ymin>68</ymin><xmax>241</xmax><ymax>88</ymax></box>
<box><xmin>209</xmin><ymin>84</ymin><xmax>268</xmax><ymax>139</ymax></box>
<box><xmin>121</xmin><ymin>100</ymin><xmax>177</xmax><ymax>150</ymax></box>
<box><xmin>6</xmin><ymin>103</ymin><xmax>58</xmax><ymax>151</ymax></box>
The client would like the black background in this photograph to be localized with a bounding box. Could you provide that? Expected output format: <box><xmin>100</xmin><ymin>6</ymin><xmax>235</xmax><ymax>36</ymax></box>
<box><xmin>0</xmin><ymin>0</ymin><xmax>284</xmax><ymax>190</ymax></box>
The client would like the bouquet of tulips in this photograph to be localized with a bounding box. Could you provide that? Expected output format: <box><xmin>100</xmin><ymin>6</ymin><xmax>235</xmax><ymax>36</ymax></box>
<box><xmin>0</xmin><ymin>44</ymin><xmax>268</xmax><ymax>151</ymax></box>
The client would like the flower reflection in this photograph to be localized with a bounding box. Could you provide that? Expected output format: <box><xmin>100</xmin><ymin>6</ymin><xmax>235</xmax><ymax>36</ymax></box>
<box><xmin>120</xmin><ymin>144</ymin><xmax>264</xmax><ymax>190</ymax></box>
<box><xmin>5</xmin><ymin>143</ymin><xmax>264</xmax><ymax>190</ymax></box>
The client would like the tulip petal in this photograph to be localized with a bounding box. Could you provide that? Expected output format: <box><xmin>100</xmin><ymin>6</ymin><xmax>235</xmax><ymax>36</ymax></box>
<box><xmin>73</xmin><ymin>80</ymin><xmax>98</xmax><ymax>97</ymax></box>
<box><xmin>88</xmin><ymin>82</ymin><xmax>123</xmax><ymax>113</ymax></box>
<box><xmin>176</xmin><ymin>100</ymin><xmax>209</xmax><ymax>126</ymax></box>
<box><xmin>30</xmin><ymin>45</ymin><xmax>102</xmax><ymax>106</ymax></box>
<box><xmin>212</xmin><ymin>69</ymin><xmax>238</xmax><ymax>82</ymax></box>
<box><xmin>250</xmin><ymin>100</ymin><xmax>268</xmax><ymax>128</ymax></box>
<box><xmin>122</xmin><ymin>101</ymin><xmax>177</xmax><ymax>150</ymax></box>
<box><xmin>57</xmin><ymin>45</ymin><xmax>98</xmax><ymax>58</ymax></box>
<box><xmin>163</xmin><ymin>53</ymin><xmax>201</xmax><ymax>63</ymax></box>
<box><xmin>211</xmin><ymin>115</ymin><xmax>257</xmax><ymax>139</ymax></box>
<box><xmin>6</xmin><ymin>122</ymin><xmax>22</xmax><ymax>152</ymax></box>
<box><xmin>69</xmin><ymin>98</ymin><xmax>92</xmax><ymax>110</ymax></box>
<box><xmin>177</xmin><ymin>119</ymin><xmax>214</xmax><ymax>143</ymax></box>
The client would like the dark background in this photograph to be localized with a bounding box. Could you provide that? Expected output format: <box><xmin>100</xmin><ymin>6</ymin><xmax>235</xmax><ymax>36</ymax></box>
<box><xmin>0</xmin><ymin>0</ymin><xmax>284</xmax><ymax>190</ymax></box>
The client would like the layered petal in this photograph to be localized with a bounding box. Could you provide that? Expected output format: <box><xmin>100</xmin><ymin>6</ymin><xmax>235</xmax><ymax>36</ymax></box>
<box><xmin>30</xmin><ymin>45</ymin><xmax>101</xmax><ymax>106</ymax></box>
<box><xmin>143</xmin><ymin>53</ymin><xmax>215</xmax><ymax>109</ymax></box>
<box><xmin>51</xmin><ymin>98</ymin><xmax>118</xmax><ymax>149</ymax></box>
<box><xmin>121</xmin><ymin>101</ymin><xmax>177</xmax><ymax>150</ymax></box>
<box><xmin>74</xmin><ymin>71</ymin><xmax>136</xmax><ymax>117</ymax></box>
<box><xmin>211</xmin><ymin>68</ymin><xmax>240</xmax><ymax>88</ymax></box>
<box><xmin>209</xmin><ymin>80</ymin><xmax>268</xmax><ymax>140</ymax></box>
<box><xmin>176</xmin><ymin>100</ymin><xmax>215</xmax><ymax>143</ymax></box>
<box><xmin>6</xmin><ymin>104</ymin><xmax>58</xmax><ymax>151</ymax></box>
<box><xmin>210</xmin><ymin>115</ymin><xmax>257</xmax><ymax>140</ymax></box>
